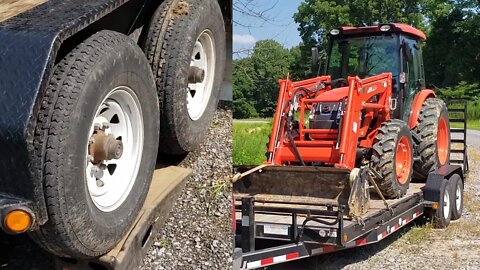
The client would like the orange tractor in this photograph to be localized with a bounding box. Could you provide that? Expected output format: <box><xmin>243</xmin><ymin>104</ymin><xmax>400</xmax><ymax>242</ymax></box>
<box><xmin>233</xmin><ymin>24</ymin><xmax>464</xmax><ymax>270</ymax></box>
<box><xmin>262</xmin><ymin>23</ymin><xmax>451</xmax><ymax>214</ymax></box>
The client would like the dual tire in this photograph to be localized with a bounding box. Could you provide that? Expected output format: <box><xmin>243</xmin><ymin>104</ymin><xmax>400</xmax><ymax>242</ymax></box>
<box><xmin>31</xmin><ymin>0</ymin><xmax>225</xmax><ymax>258</ymax></box>
<box><xmin>431</xmin><ymin>174</ymin><xmax>463</xmax><ymax>228</ymax></box>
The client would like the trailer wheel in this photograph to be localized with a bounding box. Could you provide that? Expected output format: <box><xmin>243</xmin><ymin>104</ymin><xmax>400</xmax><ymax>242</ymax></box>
<box><xmin>141</xmin><ymin>0</ymin><xmax>226</xmax><ymax>154</ymax></box>
<box><xmin>371</xmin><ymin>120</ymin><xmax>414</xmax><ymax>199</ymax></box>
<box><xmin>30</xmin><ymin>31</ymin><xmax>159</xmax><ymax>258</ymax></box>
<box><xmin>432</xmin><ymin>180</ymin><xmax>452</xmax><ymax>228</ymax></box>
<box><xmin>450</xmin><ymin>174</ymin><xmax>463</xmax><ymax>220</ymax></box>
<box><xmin>413</xmin><ymin>98</ymin><xmax>450</xmax><ymax>181</ymax></box>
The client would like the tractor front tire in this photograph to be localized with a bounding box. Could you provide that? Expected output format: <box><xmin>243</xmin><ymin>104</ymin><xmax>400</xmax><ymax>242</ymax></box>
<box><xmin>371</xmin><ymin>120</ymin><xmax>414</xmax><ymax>199</ymax></box>
<box><xmin>413</xmin><ymin>98</ymin><xmax>451</xmax><ymax>181</ymax></box>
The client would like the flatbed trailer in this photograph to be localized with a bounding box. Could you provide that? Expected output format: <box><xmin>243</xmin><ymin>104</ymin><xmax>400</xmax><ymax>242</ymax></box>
<box><xmin>233</xmin><ymin>164</ymin><xmax>465</xmax><ymax>270</ymax></box>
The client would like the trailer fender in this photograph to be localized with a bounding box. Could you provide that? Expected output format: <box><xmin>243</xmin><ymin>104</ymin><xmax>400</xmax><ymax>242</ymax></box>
<box><xmin>423</xmin><ymin>164</ymin><xmax>463</xmax><ymax>204</ymax></box>
<box><xmin>408</xmin><ymin>89</ymin><xmax>436</xmax><ymax>129</ymax></box>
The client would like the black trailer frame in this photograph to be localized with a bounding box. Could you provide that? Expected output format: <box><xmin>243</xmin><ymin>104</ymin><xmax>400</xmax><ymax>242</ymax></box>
<box><xmin>233</xmin><ymin>165</ymin><xmax>464</xmax><ymax>269</ymax></box>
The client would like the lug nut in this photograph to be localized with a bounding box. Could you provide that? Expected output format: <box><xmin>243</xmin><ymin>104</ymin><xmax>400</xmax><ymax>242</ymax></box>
<box><xmin>96</xmin><ymin>179</ymin><xmax>105</xmax><ymax>187</ymax></box>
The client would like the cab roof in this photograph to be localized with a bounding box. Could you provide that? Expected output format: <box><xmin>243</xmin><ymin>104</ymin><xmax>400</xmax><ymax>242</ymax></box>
<box><xmin>332</xmin><ymin>23</ymin><xmax>427</xmax><ymax>41</ymax></box>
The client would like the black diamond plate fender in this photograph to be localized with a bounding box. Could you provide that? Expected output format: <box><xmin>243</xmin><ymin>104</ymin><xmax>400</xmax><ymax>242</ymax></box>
<box><xmin>0</xmin><ymin>0</ymin><xmax>151</xmax><ymax>225</ymax></box>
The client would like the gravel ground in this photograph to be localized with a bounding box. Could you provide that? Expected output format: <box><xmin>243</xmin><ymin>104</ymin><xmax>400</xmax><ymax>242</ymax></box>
<box><xmin>0</xmin><ymin>108</ymin><xmax>232</xmax><ymax>270</ymax></box>
<box><xmin>141</xmin><ymin>108</ymin><xmax>233</xmax><ymax>270</ymax></box>
<box><xmin>271</xmin><ymin>138</ymin><xmax>480</xmax><ymax>270</ymax></box>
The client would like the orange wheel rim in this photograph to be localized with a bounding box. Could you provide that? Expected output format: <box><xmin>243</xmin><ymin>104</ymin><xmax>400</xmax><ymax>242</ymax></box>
<box><xmin>437</xmin><ymin>117</ymin><xmax>449</xmax><ymax>165</ymax></box>
<box><xmin>395</xmin><ymin>136</ymin><xmax>412</xmax><ymax>185</ymax></box>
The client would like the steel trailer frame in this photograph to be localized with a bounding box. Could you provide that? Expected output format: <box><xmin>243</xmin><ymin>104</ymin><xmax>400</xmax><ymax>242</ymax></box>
<box><xmin>233</xmin><ymin>165</ymin><xmax>464</xmax><ymax>269</ymax></box>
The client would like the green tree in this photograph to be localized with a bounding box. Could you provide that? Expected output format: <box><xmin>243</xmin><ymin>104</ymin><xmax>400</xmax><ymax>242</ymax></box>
<box><xmin>233</xmin><ymin>40</ymin><xmax>293</xmax><ymax>118</ymax></box>
<box><xmin>293</xmin><ymin>0</ymin><xmax>425</xmax><ymax>47</ymax></box>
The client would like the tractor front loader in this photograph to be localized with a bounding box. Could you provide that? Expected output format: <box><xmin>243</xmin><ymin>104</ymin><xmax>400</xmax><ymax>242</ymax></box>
<box><xmin>234</xmin><ymin>23</ymin><xmax>451</xmax><ymax>218</ymax></box>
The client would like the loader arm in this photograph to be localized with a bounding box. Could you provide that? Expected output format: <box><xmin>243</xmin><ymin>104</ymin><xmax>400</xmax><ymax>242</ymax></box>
<box><xmin>266</xmin><ymin>73</ymin><xmax>393</xmax><ymax>170</ymax></box>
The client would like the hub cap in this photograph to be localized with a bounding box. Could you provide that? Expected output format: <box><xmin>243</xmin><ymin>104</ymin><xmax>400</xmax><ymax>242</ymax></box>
<box><xmin>86</xmin><ymin>86</ymin><xmax>144</xmax><ymax>212</ymax></box>
<box><xmin>456</xmin><ymin>183</ymin><xmax>462</xmax><ymax>211</ymax></box>
<box><xmin>444</xmin><ymin>189</ymin><xmax>450</xmax><ymax>219</ymax></box>
<box><xmin>187</xmin><ymin>30</ymin><xmax>216</xmax><ymax>121</ymax></box>
<box><xmin>395</xmin><ymin>136</ymin><xmax>412</xmax><ymax>185</ymax></box>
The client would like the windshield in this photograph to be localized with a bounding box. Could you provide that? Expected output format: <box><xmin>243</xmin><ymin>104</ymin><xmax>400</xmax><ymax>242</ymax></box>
<box><xmin>327</xmin><ymin>35</ymin><xmax>399</xmax><ymax>79</ymax></box>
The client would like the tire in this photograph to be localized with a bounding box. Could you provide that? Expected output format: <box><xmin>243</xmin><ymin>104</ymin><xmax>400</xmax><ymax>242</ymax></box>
<box><xmin>413</xmin><ymin>98</ymin><xmax>451</xmax><ymax>181</ymax></box>
<box><xmin>141</xmin><ymin>0</ymin><xmax>226</xmax><ymax>154</ymax></box>
<box><xmin>432</xmin><ymin>179</ymin><xmax>452</xmax><ymax>228</ymax></box>
<box><xmin>30</xmin><ymin>31</ymin><xmax>159</xmax><ymax>258</ymax></box>
<box><xmin>450</xmin><ymin>174</ymin><xmax>463</xmax><ymax>220</ymax></box>
<box><xmin>371</xmin><ymin>119</ymin><xmax>414</xmax><ymax>199</ymax></box>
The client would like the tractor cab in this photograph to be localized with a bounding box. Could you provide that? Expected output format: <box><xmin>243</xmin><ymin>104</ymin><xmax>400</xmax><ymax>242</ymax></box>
<box><xmin>323</xmin><ymin>23</ymin><xmax>427</xmax><ymax>120</ymax></box>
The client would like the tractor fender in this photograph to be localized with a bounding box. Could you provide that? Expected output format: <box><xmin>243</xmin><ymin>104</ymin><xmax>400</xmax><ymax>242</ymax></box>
<box><xmin>424</xmin><ymin>164</ymin><xmax>464</xmax><ymax>204</ymax></box>
<box><xmin>408</xmin><ymin>89</ymin><xmax>436</xmax><ymax>129</ymax></box>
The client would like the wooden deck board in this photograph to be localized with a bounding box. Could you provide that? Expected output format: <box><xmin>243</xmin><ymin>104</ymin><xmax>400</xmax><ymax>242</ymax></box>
<box><xmin>0</xmin><ymin>0</ymin><xmax>46</xmax><ymax>23</ymax></box>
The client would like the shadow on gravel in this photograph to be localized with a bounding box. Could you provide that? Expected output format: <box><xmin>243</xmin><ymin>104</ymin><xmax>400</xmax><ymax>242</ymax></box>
<box><xmin>267</xmin><ymin>217</ymin><xmax>429</xmax><ymax>270</ymax></box>
<box><xmin>0</xmin><ymin>232</ymin><xmax>55</xmax><ymax>269</ymax></box>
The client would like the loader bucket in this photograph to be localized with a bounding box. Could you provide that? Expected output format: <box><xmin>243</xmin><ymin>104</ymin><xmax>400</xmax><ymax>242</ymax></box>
<box><xmin>234</xmin><ymin>166</ymin><xmax>351</xmax><ymax>206</ymax></box>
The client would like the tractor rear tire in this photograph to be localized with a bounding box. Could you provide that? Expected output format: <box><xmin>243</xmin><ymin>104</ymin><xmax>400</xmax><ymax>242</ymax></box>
<box><xmin>30</xmin><ymin>31</ymin><xmax>159</xmax><ymax>258</ymax></box>
<box><xmin>413</xmin><ymin>98</ymin><xmax>450</xmax><ymax>181</ymax></box>
<box><xmin>141</xmin><ymin>0</ymin><xmax>226</xmax><ymax>155</ymax></box>
<box><xmin>371</xmin><ymin>119</ymin><xmax>414</xmax><ymax>199</ymax></box>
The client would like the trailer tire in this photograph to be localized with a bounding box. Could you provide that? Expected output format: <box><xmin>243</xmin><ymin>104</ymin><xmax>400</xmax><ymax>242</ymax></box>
<box><xmin>371</xmin><ymin>120</ymin><xmax>414</xmax><ymax>199</ymax></box>
<box><xmin>30</xmin><ymin>31</ymin><xmax>159</xmax><ymax>258</ymax></box>
<box><xmin>432</xmin><ymin>179</ymin><xmax>452</xmax><ymax>228</ymax></box>
<box><xmin>413</xmin><ymin>98</ymin><xmax>450</xmax><ymax>181</ymax></box>
<box><xmin>141</xmin><ymin>0</ymin><xmax>226</xmax><ymax>154</ymax></box>
<box><xmin>450</xmin><ymin>174</ymin><xmax>463</xmax><ymax>220</ymax></box>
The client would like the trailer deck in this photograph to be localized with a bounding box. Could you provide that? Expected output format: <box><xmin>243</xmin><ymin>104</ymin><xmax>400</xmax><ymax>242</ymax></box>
<box><xmin>0</xmin><ymin>0</ymin><xmax>46</xmax><ymax>22</ymax></box>
<box><xmin>233</xmin><ymin>165</ymin><xmax>464</xmax><ymax>270</ymax></box>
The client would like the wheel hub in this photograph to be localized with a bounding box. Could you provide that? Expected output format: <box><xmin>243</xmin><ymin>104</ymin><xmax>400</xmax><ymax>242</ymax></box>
<box><xmin>89</xmin><ymin>129</ymin><xmax>123</xmax><ymax>164</ymax></box>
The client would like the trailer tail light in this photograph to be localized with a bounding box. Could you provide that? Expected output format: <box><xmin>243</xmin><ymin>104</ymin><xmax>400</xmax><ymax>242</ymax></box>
<box><xmin>4</xmin><ymin>209</ymin><xmax>33</xmax><ymax>233</ymax></box>
<box><xmin>432</xmin><ymin>202</ymin><xmax>439</xmax><ymax>210</ymax></box>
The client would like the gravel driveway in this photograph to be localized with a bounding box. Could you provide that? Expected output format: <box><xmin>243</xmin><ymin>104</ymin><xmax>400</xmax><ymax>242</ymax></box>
<box><xmin>269</xmin><ymin>134</ymin><xmax>480</xmax><ymax>270</ymax></box>
<box><xmin>0</xmin><ymin>108</ymin><xmax>232</xmax><ymax>270</ymax></box>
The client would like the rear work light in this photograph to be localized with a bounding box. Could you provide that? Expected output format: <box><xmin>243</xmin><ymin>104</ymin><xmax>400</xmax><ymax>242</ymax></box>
<box><xmin>380</xmin><ymin>25</ymin><xmax>391</xmax><ymax>32</ymax></box>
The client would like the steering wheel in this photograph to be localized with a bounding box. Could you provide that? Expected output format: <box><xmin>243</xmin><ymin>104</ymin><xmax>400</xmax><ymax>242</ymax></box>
<box><xmin>328</xmin><ymin>78</ymin><xmax>348</xmax><ymax>88</ymax></box>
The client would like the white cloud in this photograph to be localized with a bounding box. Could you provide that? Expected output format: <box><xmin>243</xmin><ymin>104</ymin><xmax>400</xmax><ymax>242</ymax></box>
<box><xmin>233</xmin><ymin>34</ymin><xmax>257</xmax><ymax>45</ymax></box>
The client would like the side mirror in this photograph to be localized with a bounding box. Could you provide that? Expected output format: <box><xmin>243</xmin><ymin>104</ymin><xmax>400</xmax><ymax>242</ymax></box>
<box><xmin>311</xmin><ymin>47</ymin><xmax>320</xmax><ymax>74</ymax></box>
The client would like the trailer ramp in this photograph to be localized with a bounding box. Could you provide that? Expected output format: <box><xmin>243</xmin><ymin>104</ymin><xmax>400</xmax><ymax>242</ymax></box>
<box><xmin>55</xmin><ymin>166</ymin><xmax>191</xmax><ymax>270</ymax></box>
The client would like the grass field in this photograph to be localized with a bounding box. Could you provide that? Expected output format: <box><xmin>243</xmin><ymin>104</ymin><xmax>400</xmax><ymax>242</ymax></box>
<box><xmin>451</xmin><ymin>119</ymin><xmax>480</xmax><ymax>130</ymax></box>
<box><xmin>233</xmin><ymin>116</ymin><xmax>480</xmax><ymax>165</ymax></box>
<box><xmin>233</xmin><ymin>120</ymin><xmax>272</xmax><ymax>165</ymax></box>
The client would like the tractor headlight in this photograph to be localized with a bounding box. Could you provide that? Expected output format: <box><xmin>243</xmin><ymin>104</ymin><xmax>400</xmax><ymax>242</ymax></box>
<box><xmin>330</xmin><ymin>29</ymin><xmax>341</xmax><ymax>35</ymax></box>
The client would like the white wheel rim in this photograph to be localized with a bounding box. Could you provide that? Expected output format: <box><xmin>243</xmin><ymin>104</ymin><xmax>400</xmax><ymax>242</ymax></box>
<box><xmin>86</xmin><ymin>86</ymin><xmax>144</xmax><ymax>212</ymax></box>
<box><xmin>443</xmin><ymin>189</ymin><xmax>450</xmax><ymax>219</ymax></box>
<box><xmin>456</xmin><ymin>183</ymin><xmax>462</xmax><ymax>211</ymax></box>
<box><xmin>187</xmin><ymin>29</ymin><xmax>216</xmax><ymax>121</ymax></box>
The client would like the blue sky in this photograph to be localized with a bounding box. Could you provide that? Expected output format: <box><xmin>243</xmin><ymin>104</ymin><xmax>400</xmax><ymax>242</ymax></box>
<box><xmin>233</xmin><ymin>0</ymin><xmax>304</xmax><ymax>58</ymax></box>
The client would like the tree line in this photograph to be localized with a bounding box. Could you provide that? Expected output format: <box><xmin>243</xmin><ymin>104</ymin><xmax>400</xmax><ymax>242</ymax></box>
<box><xmin>233</xmin><ymin>0</ymin><xmax>480</xmax><ymax>119</ymax></box>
